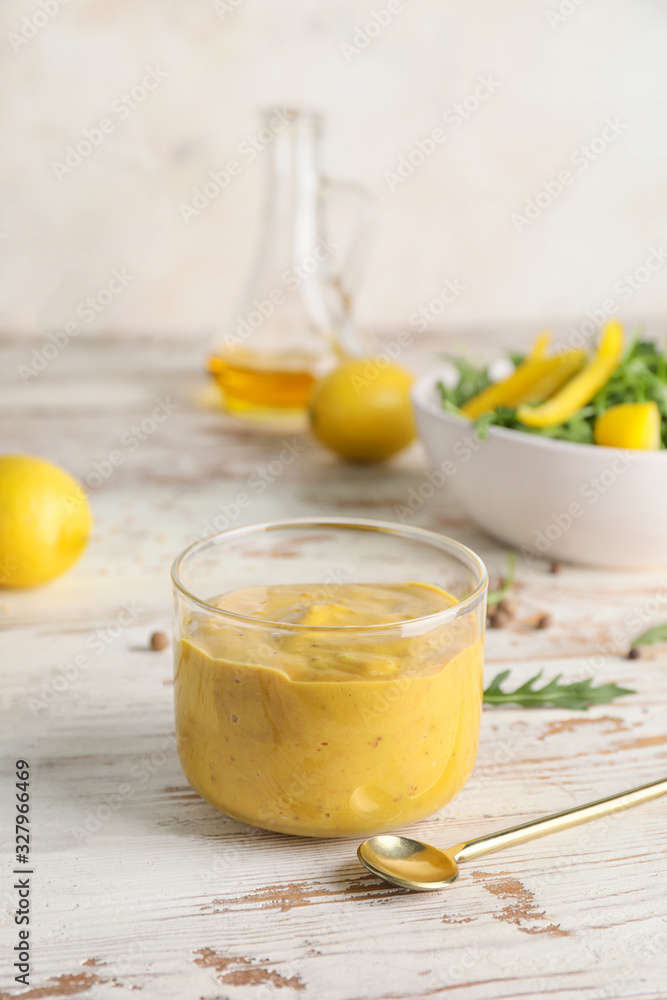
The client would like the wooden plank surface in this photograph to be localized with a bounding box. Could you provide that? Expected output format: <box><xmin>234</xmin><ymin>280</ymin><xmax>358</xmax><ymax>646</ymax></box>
<box><xmin>1</xmin><ymin>331</ymin><xmax>666</xmax><ymax>1000</ymax></box>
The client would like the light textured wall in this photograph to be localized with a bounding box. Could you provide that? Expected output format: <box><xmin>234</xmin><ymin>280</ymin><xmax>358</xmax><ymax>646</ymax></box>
<box><xmin>1</xmin><ymin>0</ymin><xmax>667</xmax><ymax>340</ymax></box>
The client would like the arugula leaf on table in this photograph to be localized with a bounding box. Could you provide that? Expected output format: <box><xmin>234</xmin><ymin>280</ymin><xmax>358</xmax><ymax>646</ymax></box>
<box><xmin>483</xmin><ymin>669</ymin><xmax>635</xmax><ymax>711</ymax></box>
<box><xmin>487</xmin><ymin>551</ymin><xmax>516</xmax><ymax>607</ymax></box>
<box><xmin>632</xmin><ymin>623</ymin><xmax>667</xmax><ymax>647</ymax></box>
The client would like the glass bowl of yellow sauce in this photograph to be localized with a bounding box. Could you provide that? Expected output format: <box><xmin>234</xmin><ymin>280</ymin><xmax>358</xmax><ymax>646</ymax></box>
<box><xmin>171</xmin><ymin>518</ymin><xmax>488</xmax><ymax>838</ymax></box>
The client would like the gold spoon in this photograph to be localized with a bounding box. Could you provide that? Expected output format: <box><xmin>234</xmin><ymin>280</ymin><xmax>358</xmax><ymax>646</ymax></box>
<box><xmin>358</xmin><ymin>776</ymin><xmax>667</xmax><ymax>891</ymax></box>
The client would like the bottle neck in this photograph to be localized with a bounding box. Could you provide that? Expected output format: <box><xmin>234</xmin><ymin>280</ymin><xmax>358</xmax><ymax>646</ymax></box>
<box><xmin>260</xmin><ymin>111</ymin><xmax>322</xmax><ymax>277</ymax></box>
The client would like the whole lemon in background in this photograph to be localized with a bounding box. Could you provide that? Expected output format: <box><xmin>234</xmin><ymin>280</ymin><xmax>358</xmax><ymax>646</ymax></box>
<box><xmin>309</xmin><ymin>359</ymin><xmax>416</xmax><ymax>462</ymax></box>
<box><xmin>0</xmin><ymin>455</ymin><xmax>92</xmax><ymax>588</ymax></box>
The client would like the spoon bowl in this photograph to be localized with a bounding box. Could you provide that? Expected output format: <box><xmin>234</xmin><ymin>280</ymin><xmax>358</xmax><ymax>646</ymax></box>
<box><xmin>358</xmin><ymin>836</ymin><xmax>459</xmax><ymax>891</ymax></box>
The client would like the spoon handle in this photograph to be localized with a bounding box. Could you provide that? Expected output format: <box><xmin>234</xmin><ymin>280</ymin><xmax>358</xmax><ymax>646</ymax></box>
<box><xmin>454</xmin><ymin>776</ymin><xmax>667</xmax><ymax>864</ymax></box>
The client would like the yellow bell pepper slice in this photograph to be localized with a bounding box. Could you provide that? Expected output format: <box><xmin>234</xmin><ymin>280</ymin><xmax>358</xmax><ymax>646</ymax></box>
<box><xmin>528</xmin><ymin>331</ymin><xmax>552</xmax><ymax>359</ymax></box>
<box><xmin>515</xmin><ymin>351</ymin><xmax>587</xmax><ymax>404</ymax></box>
<box><xmin>594</xmin><ymin>401</ymin><xmax>661</xmax><ymax>450</ymax></box>
<box><xmin>461</xmin><ymin>333</ymin><xmax>585</xmax><ymax>419</ymax></box>
<box><xmin>517</xmin><ymin>320</ymin><xmax>625</xmax><ymax>429</ymax></box>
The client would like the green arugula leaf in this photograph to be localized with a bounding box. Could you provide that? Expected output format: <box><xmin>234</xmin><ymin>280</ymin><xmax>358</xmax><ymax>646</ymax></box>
<box><xmin>437</xmin><ymin>354</ymin><xmax>491</xmax><ymax>410</ymax></box>
<box><xmin>439</xmin><ymin>399</ymin><xmax>468</xmax><ymax>419</ymax></box>
<box><xmin>487</xmin><ymin>551</ymin><xmax>516</xmax><ymax>606</ymax></box>
<box><xmin>632</xmin><ymin>623</ymin><xmax>667</xmax><ymax>647</ymax></box>
<box><xmin>483</xmin><ymin>669</ymin><xmax>635</xmax><ymax>711</ymax></box>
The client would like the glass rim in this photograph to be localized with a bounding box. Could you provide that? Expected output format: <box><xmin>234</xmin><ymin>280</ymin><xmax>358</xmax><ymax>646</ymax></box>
<box><xmin>170</xmin><ymin>517</ymin><xmax>488</xmax><ymax>632</ymax></box>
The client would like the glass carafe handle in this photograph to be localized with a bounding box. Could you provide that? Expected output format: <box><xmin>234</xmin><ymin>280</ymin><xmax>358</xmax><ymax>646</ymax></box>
<box><xmin>321</xmin><ymin>178</ymin><xmax>379</xmax><ymax>357</ymax></box>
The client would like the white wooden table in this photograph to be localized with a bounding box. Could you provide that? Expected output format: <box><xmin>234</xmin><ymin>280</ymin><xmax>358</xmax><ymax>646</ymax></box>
<box><xmin>1</xmin><ymin>330</ymin><xmax>666</xmax><ymax>1000</ymax></box>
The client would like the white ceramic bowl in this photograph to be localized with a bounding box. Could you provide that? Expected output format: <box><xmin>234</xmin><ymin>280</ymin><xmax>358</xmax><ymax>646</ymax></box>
<box><xmin>412</xmin><ymin>370</ymin><xmax>667</xmax><ymax>569</ymax></box>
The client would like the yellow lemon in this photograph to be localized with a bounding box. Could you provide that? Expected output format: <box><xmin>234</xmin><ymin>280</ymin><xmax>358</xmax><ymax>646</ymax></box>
<box><xmin>0</xmin><ymin>455</ymin><xmax>92</xmax><ymax>588</ymax></box>
<box><xmin>593</xmin><ymin>402</ymin><xmax>662</xmax><ymax>450</ymax></box>
<box><xmin>310</xmin><ymin>359</ymin><xmax>416</xmax><ymax>462</ymax></box>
